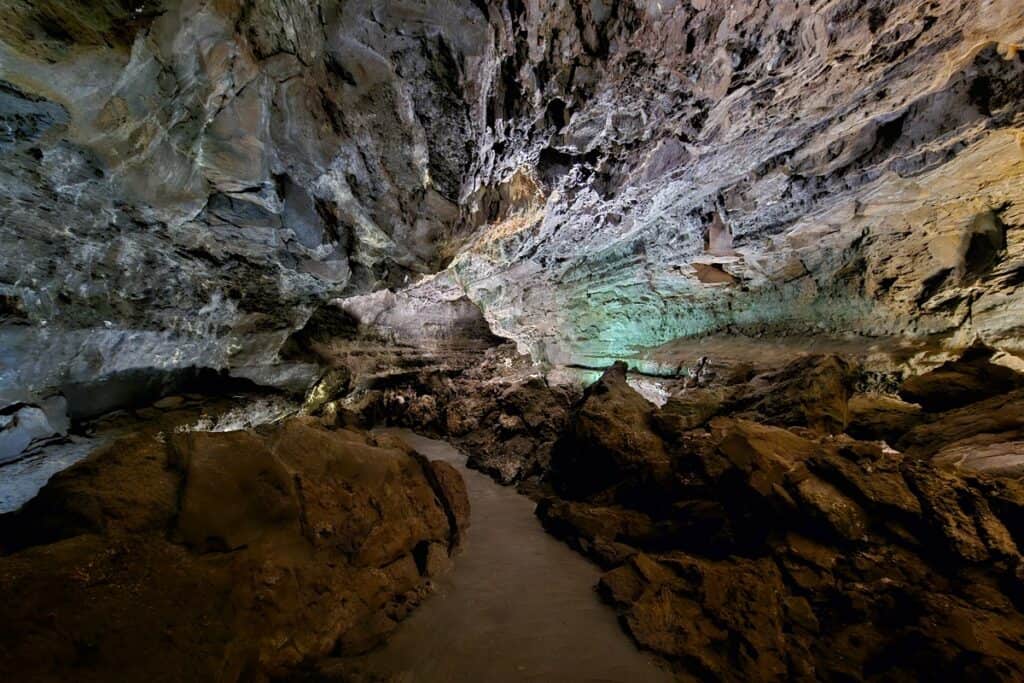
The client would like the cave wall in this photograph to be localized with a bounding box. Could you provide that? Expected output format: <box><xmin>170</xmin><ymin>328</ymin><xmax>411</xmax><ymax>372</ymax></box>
<box><xmin>447</xmin><ymin>0</ymin><xmax>1024</xmax><ymax>366</ymax></box>
<box><xmin>0</xmin><ymin>0</ymin><xmax>494</xmax><ymax>404</ymax></box>
<box><xmin>2</xmin><ymin>0</ymin><xmax>1024</xmax><ymax>406</ymax></box>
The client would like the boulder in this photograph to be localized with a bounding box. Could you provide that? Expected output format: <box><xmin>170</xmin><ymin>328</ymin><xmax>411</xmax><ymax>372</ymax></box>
<box><xmin>540</xmin><ymin>359</ymin><xmax>1024</xmax><ymax>681</ymax></box>
<box><xmin>653</xmin><ymin>386</ymin><xmax>731</xmax><ymax>436</ymax></box>
<box><xmin>792</xmin><ymin>474</ymin><xmax>869</xmax><ymax>542</ymax></box>
<box><xmin>897</xmin><ymin>389</ymin><xmax>1024</xmax><ymax>458</ymax></box>
<box><xmin>730</xmin><ymin>354</ymin><xmax>857</xmax><ymax>434</ymax></box>
<box><xmin>845</xmin><ymin>393</ymin><xmax>926</xmax><ymax>443</ymax></box>
<box><xmin>933</xmin><ymin>436</ymin><xmax>1024</xmax><ymax>477</ymax></box>
<box><xmin>599</xmin><ymin>553</ymin><xmax>792</xmax><ymax>680</ymax></box>
<box><xmin>459</xmin><ymin>376</ymin><xmax>574</xmax><ymax>484</ymax></box>
<box><xmin>549</xmin><ymin>361</ymin><xmax>672</xmax><ymax>503</ymax></box>
<box><xmin>899</xmin><ymin>345</ymin><xmax>1024</xmax><ymax>412</ymax></box>
<box><xmin>0</xmin><ymin>418</ymin><xmax>468</xmax><ymax>682</ymax></box>
<box><xmin>807</xmin><ymin>440</ymin><xmax>922</xmax><ymax>517</ymax></box>
<box><xmin>370</xmin><ymin>365</ymin><xmax>577</xmax><ymax>487</ymax></box>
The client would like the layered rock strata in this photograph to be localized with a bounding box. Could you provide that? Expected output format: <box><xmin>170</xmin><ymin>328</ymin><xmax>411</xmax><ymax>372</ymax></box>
<box><xmin>445</xmin><ymin>0</ymin><xmax>1024</xmax><ymax>366</ymax></box>
<box><xmin>4</xmin><ymin>0</ymin><xmax>1024</xmax><ymax>414</ymax></box>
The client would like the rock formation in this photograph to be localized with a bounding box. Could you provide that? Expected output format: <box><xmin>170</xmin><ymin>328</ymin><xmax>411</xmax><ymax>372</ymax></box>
<box><xmin>443</xmin><ymin>0</ymin><xmax>1024</xmax><ymax>369</ymax></box>
<box><xmin>536</xmin><ymin>355</ymin><xmax>1024</xmax><ymax>681</ymax></box>
<box><xmin>3</xmin><ymin>1</ymin><xmax>1024</xmax><ymax>416</ymax></box>
<box><xmin>0</xmin><ymin>417</ymin><xmax>469</xmax><ymax>681</ymax></box>
<box><xmin>302</xmin><ymin>343</ymin><xmax>580</xmax><ymax>487</ymax></box>
<box><xmin>3</xmin><ymin>1</ymin><xmax>1024</xmax><ymax>681</ymax></box>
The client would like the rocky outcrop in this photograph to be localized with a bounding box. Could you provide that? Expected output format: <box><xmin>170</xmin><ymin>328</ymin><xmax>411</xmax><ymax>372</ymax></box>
<box><xmin>451</xmin><ymin>1</ymin><xmax>1024</xmax><ymax>368</ymax></box>
<box><xmin>9</xmin><ymin>3</ymin><xmax>1024</xmax><ymax>678</ymax></box>
<box><xmin>550</xmin><ymin>361</ymin><xmax>672</xmax><ymax>502</ymax></box>
<box><xmin>898</xmin><ymin>344</ymin><xmax>1024</xmax><ymax>411</ymax></box>
<box><xmin>0</xmin><ymin>417</ymin><xmax>468</xmax><ymax>682</ymax></box>
<box><xmin>0</xmin><ymin>395</ymin><xmax>69</xmax><ymax>464</ymax></box>
<box><xmin>827</xmin><ymin>345</ymin><xmax>1024</xmax><ymax>476</ymax></box>
<box><xmin>0</xmin><ymin>0</ymin><xmax>497</xmax><ymax>411</ymax></box>
<box><xmin>317</xmin><ymin>344</ymin><xmax>579</xmax><ymax>487</ymax></box>
<box><xmin>4</xmin><ymin>1</ymin><xmax>1024</xmax><ymax>416</ymax></box>
<box><xmin>846</xmin><ymin>393</ymin><xmax>925</xmax><ymax>444</ymax></box>
<box><xmin>538</xmin><ymin>356</ymin><xmax>1024</xmax><ymax>681</ymax></box>
<box><xmin>898</xmin><ymin>389</ymin><xmax>1024</xmax><ymax>472</ymax></box>
<box><xmin>453</xmin><ymin>375</ymin><xmax>576</xmax><ymax>485</ymax></box>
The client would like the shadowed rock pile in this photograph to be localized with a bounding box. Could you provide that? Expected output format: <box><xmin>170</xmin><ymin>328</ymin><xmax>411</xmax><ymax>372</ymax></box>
<box><xmin>387</xmin><ymin>369</ymin><xmax>578</xmax><ymax>487</ymax></box>
<box><xmin>0</xmin><ymin>418</ymin><xmax>469</xmax><ymax>682</ymax></box>
<box><xmin>538</xmin><ymin>355</ymin><xmax>1024</xmax><ymax>681</ymax></box>
<box><xmin>305</xmin><ymin>345</ymin><xmax>580</xmax><ymax>487</ymax></box>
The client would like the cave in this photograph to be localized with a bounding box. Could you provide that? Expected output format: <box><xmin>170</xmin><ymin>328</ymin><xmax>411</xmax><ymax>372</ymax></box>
<box><xmin>2</xmin><ymin>1</ymin><xmax>1024</xmax><ymax>681</ymax></box>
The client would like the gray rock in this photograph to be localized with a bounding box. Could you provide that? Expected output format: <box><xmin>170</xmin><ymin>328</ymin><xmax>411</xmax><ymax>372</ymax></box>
<box><xmin>1</xmin><ymin>0</ymin><xmax>1023</xmax><ymax>409</ymax></box>
<box><xmin>0</xmin><ymin>395</ymin><xmax>68</xmax><ymax>464</ymax></box>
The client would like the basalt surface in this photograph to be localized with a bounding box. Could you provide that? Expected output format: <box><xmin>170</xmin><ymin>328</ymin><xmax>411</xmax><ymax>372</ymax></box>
<box><xmin>535</xmin><ymin>356</ymin><xmax>1024</xmax><ymax>681</ymax></box>
<box><xmin>417</xmin><ymin>0</ymin><xmax>1024</xmax><ymax>369</ymax></box>
<box><xmin>6</xmin><ymin>2</ymin><xmax>1024</xmax><ymax>681</ymax></box>
<box><xmin>0</xmin><ymin>416</ymin><xmax>469</xmax><ymax>682</ymax></box>
<box><xmin>4</xmin><ymin>1</ymin><xmax>1024</xmax><ymax>425</ymax></box>
<box><xmin>298</xmin><ymin>342</ymin><xmax>580</xmax><ymax>489</ymax></box>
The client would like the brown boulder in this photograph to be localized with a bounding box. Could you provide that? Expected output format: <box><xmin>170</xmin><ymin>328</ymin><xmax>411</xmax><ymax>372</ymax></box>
<box><xmin>0</xmin><ymin>418</ymin><xmax>468</xmax><ymax>682</ymax></box>
<box><xmin>544</xmin><ymin>356</ymin><xmax>1024</xmax><ymax>681</ymax></box>
<box><xmin>731</xmin><ymin>354</ymin><xmax>857</xmax><ymax>434</ymax></box>
<box><xmin>653</xmin><ymin>386</ymin><xmax>731</xmax><ymax>436</ymax></box>
<box><xmin>899</xmin><ymin>345</ymin><xmax>1024</xmax><ymax>412</ymax></box>
<box><xmin>807</xmin><ymin>440</ymin><xmax>922</xmax><ymax>516</ymax></box>
<box><xmin>550</xmin><ymin>361</ymin><xmax>671</xmax><ymax>503</ymax></box>
<box><xmin>901</xmin><ymin>461</ymin><xmax>1019</xmax><ymax>563</ymax></box>
<box><xmin>846</xmin><ymin>393</ymin><xmax>926</xmax><ymax>443</ymax></box>
<box><xmin>933</xmin><ymin>435</ymin><xmax>1024</xmax><ymax>477</ymax></box>
<box><xmin>427</xmin><ymin>460</ymin><xmax>472</xmax><ymax>544</ymax></box>
<box><xmin>709</xmin><ymin>417</ymin><xmax>816</xmax><ymax>494</ymax></box>
<box><xmin>792</xmin><ymin>474</ymin><xmax>869</xmax><ymax>542</ymax></box>
<box><xmin>169</xmin><ymin>429</ymin><xmax>299</xmax><ymax>552</ymax></box>
<box><xmin>897</xmin><ymin>389</ymin><xmax>1024</xmax><ymax>458</ymax></box>
<box><xmin>599</xmin><ymin>553</ymin><xmax>792</xmax><ymax>681</ymax></box>
<box><xmin>536</xmin><ymin>498</ymin><xmax>657</xmax><ymax>565</ymax></box>
<box><xmin>460</xmin><ymin>376</ymin><xmax>575</xmax><ymax>484</ymax></box>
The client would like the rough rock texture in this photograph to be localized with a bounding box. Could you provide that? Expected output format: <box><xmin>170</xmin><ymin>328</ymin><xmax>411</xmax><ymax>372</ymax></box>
<box><xmin>0</xmin><ymin>395</ymin><xmax>69</xmax><ymax>464</ymax></box>
<box><xmin>451</xmin><ymin>373</ymin><xmax>577</xmax><ymax>485</ymax></box>
<box><xmin>538</xmin><ymin>356</ymin><xmax>1024</xmax><ymax>681</ymax></box>
<box><xmin>4</xmin><ymin>1</ymin><xmax>1024</xmax><ymax>416</ymax></box>
<box><xmin>898</xmin><ymin>343</ymin><xmax>1024</xmax><ymax>410</ymax></box>
<box><xmin>448</xmin><ymin>0</ymin><xmax>1024</xmax><ymax>368</ymax></box>
<box><xmin>0</xmin><ymin>0</ymin><xmax>496</xmax><ymax>411</ymax></box>
<box><xmin>13</xmin><ymin>4</ymin><xmax>1024</xmax><ymax>678</ymax></box>
<box><xmin>550</xmin><ymin>361</ymin><xmax>672</xmax><ymax>502</ymax></box>
<box><xmin>312</xmin><ymin>344</ymin><xmax>580</xmax><ymax>487</ymax></box>
<box><xmin>0</xmin><ymin>417</ymin><xmax>468</xmax><ymax>682</ymax></box>
<box><xmin>846</xmin><ymin>393</ymin><xmax>925</xmax><ymax>443</ymax></box>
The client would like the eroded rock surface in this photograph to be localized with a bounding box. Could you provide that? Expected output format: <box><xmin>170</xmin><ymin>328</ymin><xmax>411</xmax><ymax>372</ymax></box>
<box><xmin>449</xmin><ymin>0</ymin><xmax>1024</xmax><ymax>368</ymax></box>
<box><xmin>4</xmin><ymin>1</ymin><xmax>1024</xmax><ymax>412</ymax></box>
<box><xmin>537</xmin><ymin>355</ymin><xmax>1024</xmax><ymax>681</ymax></box>
<box><xmin>1</xmin><ymin>0</ymin><xmax>496</xmax><ymax>408</ymax></box>
<box><xmin>306</xmin><ymin>343</ymin><xmax>580</xmax><ymax>487</ymax></box>
<box><xmin>0</xmin><ymin>417</ymin><xmax>468</xmax><ymax>682</ymax></box>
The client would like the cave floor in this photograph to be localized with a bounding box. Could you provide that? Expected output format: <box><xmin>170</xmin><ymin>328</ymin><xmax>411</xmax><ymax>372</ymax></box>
<box><xmin>349</xmin><ymin>429</ymin><xmax>671</xmax><ymax>683</ymax></box>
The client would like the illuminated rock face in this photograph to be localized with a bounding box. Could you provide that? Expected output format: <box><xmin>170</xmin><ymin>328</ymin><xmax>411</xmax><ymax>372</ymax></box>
<box><xmin>0</xmin><ymin>0</ymin><xmax>494</xmax><ymax>404</ymax></box>
<box><xmin>2</xmin><ymin>0</ymin><xmax>1024</xmax><ymax>405</ymax></box>
<box><xmin>448</xmin><ymin>1</ymin><xmax>1024</xmax><ymax>366</ymax></box>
